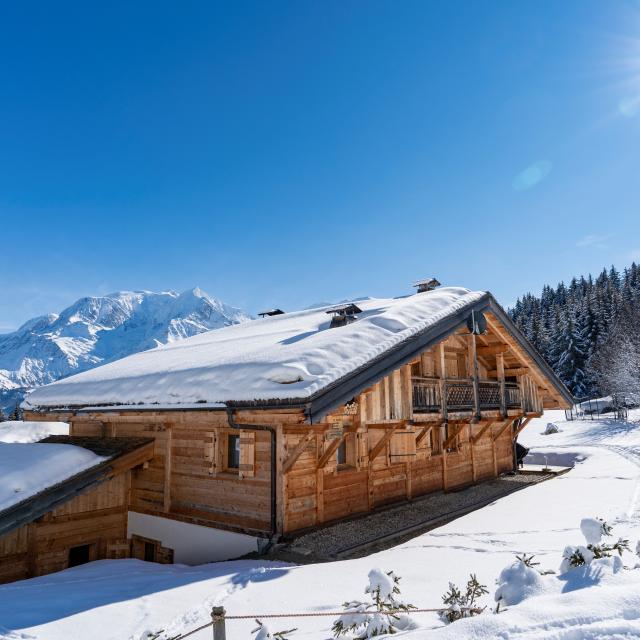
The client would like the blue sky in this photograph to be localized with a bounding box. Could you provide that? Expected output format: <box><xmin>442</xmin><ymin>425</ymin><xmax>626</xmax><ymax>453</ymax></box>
<box><xmin>2</xmin><ymin>1</ymin><xmax>640</xmax><ymax>330</ymax></box>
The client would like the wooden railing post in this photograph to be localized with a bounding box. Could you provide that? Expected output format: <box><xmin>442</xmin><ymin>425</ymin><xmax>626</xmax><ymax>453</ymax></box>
<box><xmin>467</xmin><ymin>334</ymin><xmax>480</xmax><ymax>422</ymax></box>
<box><xmin>496</xmin><ymin>353</ymin><xmax>506</xmax><ymax>418</ymax></box>
<box><xmin>212</xmin><ymin>606</ymin><xmax>226</xmax><ymax>640</ymax></box>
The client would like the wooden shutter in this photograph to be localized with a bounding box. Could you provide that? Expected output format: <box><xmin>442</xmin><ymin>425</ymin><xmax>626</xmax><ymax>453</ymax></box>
<box><xmin>204</xmin><ymin>430</ymin><xmax>219</xmax><ymax>475</ymax></box>
<box><xmin>389</xmin><ymin>427</ymin><xmax>416</xmax><ymax>464</ymax></box>
<box><xmin>239</xmin><ymin>431</ymin><xmax>256</xmax><ymax>478</ymax></box>
<box><xmin>356</xmin><ymin>432</ymin><xmax>368</xmax><ymax>470</ymax></box>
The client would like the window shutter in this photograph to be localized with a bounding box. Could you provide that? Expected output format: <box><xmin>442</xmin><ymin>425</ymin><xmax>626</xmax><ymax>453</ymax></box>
<box><xmin>389</xmin><ymin>427</ymin><xmax>416</xmax><ymax>464</ymax></box>
<box><xmin>204</xmin><ymin>431</ymin><xmax>218</xmax><ymax>475</ymax></box>
<box><xmin>239</xmin><ymin>431</ymin><xmax>256</xmax><ymax>478</ymax></box>
<box><xmin>356</xmin><ymin>432</ymin><xmax>368</xmax><ymax>470</ymax></box>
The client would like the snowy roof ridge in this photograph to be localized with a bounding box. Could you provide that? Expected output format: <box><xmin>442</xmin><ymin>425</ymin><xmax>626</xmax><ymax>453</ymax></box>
<box><xmin>24</xmin><ymin>286</ymin><xmax>553</xmax><ymax>414</ymax></box>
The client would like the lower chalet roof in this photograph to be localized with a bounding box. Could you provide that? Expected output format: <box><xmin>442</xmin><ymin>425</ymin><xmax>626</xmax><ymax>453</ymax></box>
<box><xmin>0</xmin><ymin>436</ymin><xmax>154</xmax><ymax>537</ymax></box>
<box><xmin>22</xmin><ymin>287</ymin><xmax>573</xmax><ymax>419</ymax></box>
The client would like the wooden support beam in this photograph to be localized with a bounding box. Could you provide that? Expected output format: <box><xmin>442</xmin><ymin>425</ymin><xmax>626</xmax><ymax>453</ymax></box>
<box><xmin>471</xmin><ymin>420</ymin><xmax>495</xmax><ymax>444</ymax></box>
<box><xmin>163</xmin><ymin>427</ymin><xmax>172</xmax><ymax>513</ymax></box>
<box><xmin>496</xmin><ymin>352</ymin><xmax>507</xmax><ymax>418</ymax></box>
<box><xmin>476</xmin><ymin>344</ymin><xmax>509</xmax><ymax>356</ymax></box>
<box><xmin>316</xmin><ymin>433</ymin><xmax>346</xmax><ymax>470</ymax></box>
<box><xmin>415</xmin><ymin>425</ymin><xmax>433</xmax><ymax>447</ymax></box>
<box><xmin>485</xmin><ymin>314</ymin><xmax>563</xmax><ymax>406</ymax></box>
<box><xmin>469</xmin><ymin>423</ymin><xmax>476</xmax><ymax>482</ymax></box>
<box><xmin>467</xmin><ymin>333</ymin><xmax>481</xmax><ymax>422</ymax></box>
<box><xmin>492</xmin><ymin>419</ymin><xmax>515</xmax><ymax>442</ymax></box>
<box><xmin>282</xmin><ymin>431</ymin><xmax>316</xmax><ymax>474</ymax></box>
<box><xmin>443</xmin><ymin>423</ymin><xmax>465</xmax><ymax>450</ymax></box>
<box><xmin>488</xmin><ymin>367</ymin><xmax>530</xmax><ymax>378</ymax></box>
<box><xmin>436</xmin><ymin>343</ymin><xmax>448</xmax><ymax>422</ymax></box>
<box><xmin>368</xmin><ymin>425</ymin><xmax>400</xmax><ymax>463</ymax></box>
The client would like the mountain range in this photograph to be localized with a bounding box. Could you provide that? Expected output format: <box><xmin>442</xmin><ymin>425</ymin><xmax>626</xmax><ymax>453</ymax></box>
<box><xmin>0</xmin><ymin>288</ymin><xmax>250</xmax><ymax>414</ymax></box>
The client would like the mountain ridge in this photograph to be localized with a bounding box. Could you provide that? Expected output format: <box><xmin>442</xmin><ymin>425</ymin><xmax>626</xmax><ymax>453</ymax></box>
<box><xmin>0</xmin><ymin>287</ymin><xmax>251</xmax><ymax>414</ymax></box>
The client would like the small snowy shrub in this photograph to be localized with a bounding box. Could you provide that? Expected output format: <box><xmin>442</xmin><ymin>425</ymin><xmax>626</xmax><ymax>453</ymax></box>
<box><xmin>440</xmin><ymin>574</ymin><xmax>488</xmax><ymax>623</ymax></box>
<box><xmin>252</xmin><ymin>619</ymin><xmax>296</xmax><ymax>640</ymax></box>
<box><xmin>332</xmin><ymin>568</ymin><xmax>415</xmax><ymax>638</ymax></box>
<box><xmin>560</xmin><ymin>518</ymin><xmax>630</xmax><ymax>572</ymax></box>
<box><xmin>494</xmin><ymin>554</ymin><xmax>544</xmax><ymax>608</ymax></box>
<box><xmin>543</xmin><ymin>423</ymin><xmax>560</xmax><ymax>435</ymax></box>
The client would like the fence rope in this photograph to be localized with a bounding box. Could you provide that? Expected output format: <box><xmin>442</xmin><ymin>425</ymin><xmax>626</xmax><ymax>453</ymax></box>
<box><xmin>172</xmin><ymin>606</ymin><xmax>483</xmax><ymax>639</ymax></box>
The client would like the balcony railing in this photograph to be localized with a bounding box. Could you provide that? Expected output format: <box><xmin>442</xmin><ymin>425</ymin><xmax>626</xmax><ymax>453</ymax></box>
<box><xmin>412</xmin><ymin>377</ymin><xmax>521</xmax><ymax>414</ymax></box>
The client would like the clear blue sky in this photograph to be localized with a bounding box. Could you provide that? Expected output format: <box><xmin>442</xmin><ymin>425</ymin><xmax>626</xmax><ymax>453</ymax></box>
<box><xmin>2</xmin><ymin>1</ymin><xmax>640</xmax><ymax>330</ymax></box>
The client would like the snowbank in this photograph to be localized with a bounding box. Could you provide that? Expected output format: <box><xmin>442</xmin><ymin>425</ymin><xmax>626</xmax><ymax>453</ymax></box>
<box><xmin>23</xmin><ymin>287</ymin><xmax>485</xmax><ymax>409</ymax></box>
<box><xmin>0</xmin><ymin>420</ymin><xmax>68</xmax><ymax>443</ymax></box>
<box><xmin>0</xmin><ymin>442</ymin><xmax>105</xmax><ymax>511</ymax></box>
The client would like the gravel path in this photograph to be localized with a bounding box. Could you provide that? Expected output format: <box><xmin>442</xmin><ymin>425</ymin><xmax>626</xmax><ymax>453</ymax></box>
<box><xmin>271</xmin><ymin>472</ymin><xmax>553</xmax><ymax>563</ymax></box>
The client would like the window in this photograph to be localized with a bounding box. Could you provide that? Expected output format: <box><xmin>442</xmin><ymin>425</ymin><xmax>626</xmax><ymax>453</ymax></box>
<box><xmin>227</xmin><ymin>433</ymin><xmax>240</xmax><ymax>469</ymax></box>
<box><xmin>336</xmin><ymin>438</ymin><xmax>347</xmax><ymax>466</ymax></box>
<box><xmin>144</xmin><ymin>542</ymin><xmax>156</xmax><ymax>562</ymax></box>
<box><xmin>68</xmin><ymin>544</ymin><xmax>92</xmax><ymax>568</ymax></box>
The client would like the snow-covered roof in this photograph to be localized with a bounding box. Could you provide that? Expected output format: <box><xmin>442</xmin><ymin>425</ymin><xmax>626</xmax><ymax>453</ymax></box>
<box><xmin>0</xmin><ymin>442</ymin><xmax>106</xmax><ymax>512</ymax></box>
<box><xmin>24</xmin><ymin>287</ymin><xmax>487</xmax><ymax>412</ymax></box>
<box><xmin>0</xmin><ymin>420</ymin><xmax>69</xmax><ymax>443</ymax></box>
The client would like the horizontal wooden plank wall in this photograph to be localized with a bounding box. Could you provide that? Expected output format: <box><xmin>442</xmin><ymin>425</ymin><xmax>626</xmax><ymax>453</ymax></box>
<box><xmin>0</xmin><ymin>473</ymin><xmax>129</xmax><ymax>584</ymax></box>
<box><xmin>70</xmin><ymin>411</ymin><xmax>275</xmax><ymax>535</ymax></box>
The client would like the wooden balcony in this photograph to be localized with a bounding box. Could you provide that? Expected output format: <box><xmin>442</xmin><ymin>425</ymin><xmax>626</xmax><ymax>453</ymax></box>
<box><xmin>412</xmin><ymin>376</ymin><xmax>521</xmax><ymax>414</ymax></box>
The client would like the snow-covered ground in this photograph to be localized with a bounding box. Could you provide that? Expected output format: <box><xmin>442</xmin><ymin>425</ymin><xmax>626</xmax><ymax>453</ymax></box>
<box><xmin>2</xmin><ymin>410</ymin><xmax>640</xmax><ymax>639</ymax></box>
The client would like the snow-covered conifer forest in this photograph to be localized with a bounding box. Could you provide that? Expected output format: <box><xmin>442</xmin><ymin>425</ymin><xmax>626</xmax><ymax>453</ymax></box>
<box><xmin>510</xmin><ymin>261</ymin><xmax>640</xmax><ymax>399</ymax></box>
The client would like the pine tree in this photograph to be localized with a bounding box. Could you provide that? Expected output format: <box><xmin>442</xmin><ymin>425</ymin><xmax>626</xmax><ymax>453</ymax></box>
<box><xmin>548</xmin><ymin>310</ymin><xmax>588</xmax><ymax>396</ymax></box>
<box><xmin>8</xmin><ymin>405</ymin><xmax>22</xmax><ymax>421</ymax></box>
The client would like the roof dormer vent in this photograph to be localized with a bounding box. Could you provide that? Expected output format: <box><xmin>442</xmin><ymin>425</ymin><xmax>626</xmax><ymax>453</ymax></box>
<box><xmin>258</xmin><ymin>309</ymin><xmax>285</xmax><ymax>318</ymax></box>
<box><xmin>413</xmin><ymin>278</ymin><xmax>441</xmax><ymax>294</ymax></box>
<box><xmin>326</xmin><ymin>303</ymin><xmax>362</xmax><ymax>328</ymax></box>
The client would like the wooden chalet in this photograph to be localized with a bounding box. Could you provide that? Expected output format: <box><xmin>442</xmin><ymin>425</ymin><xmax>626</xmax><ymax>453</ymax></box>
<box><xmin>23</xmin><ymin>286</ymin><xmax>573</xmax><ymax>565</ymax></box>
<box><xmin>0</xmin><ymin>436</ymin><xmax>155</xmax><ymax>584</ymax></box>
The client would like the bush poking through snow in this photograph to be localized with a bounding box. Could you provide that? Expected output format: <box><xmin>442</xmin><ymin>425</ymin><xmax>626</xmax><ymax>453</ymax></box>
<box><xmin>440</xmin><ymin>574</ymin><xmax>488</xmax><ymax>623</ymax></box>
<box><xmin>332</xmin><ymin>569</ymin><xmax>415</xmax><ymax>638</ymax></box>
<box><xmin>494</xmin><ymin>555</ymin><xmax>545</xmax><ymax>609</ymax></box>
<box><xmin>252</xmin><ymin>619</ymin><xmax>297</xmax><ymax>640</ymax></box>
<box><xmin>560</xmin><ymin>518</ymin><xmax>630</xmax><ymax>572</ymax></box>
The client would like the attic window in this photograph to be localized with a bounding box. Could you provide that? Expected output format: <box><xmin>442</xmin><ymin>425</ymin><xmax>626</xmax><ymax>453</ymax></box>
<box><xmin>258</xmin><ymin>309</ymin><xmax>285</xmax><ymax>317</ymax></box>
<box><xmin>326</xmin><ymin>303</ymin><xmax>362</xmax><ymax>328</ymax></box>
<box><xmin>413</xmin><ymin>278</ymin><xmax>441</xmax><ymax>293</ymax></box>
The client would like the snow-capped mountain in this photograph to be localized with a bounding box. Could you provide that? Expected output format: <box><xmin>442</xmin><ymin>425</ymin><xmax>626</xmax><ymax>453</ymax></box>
<box><xmin>0</xmin><ymin>288</ymin><xmax>250</xmax><ymax>414</ymax></box>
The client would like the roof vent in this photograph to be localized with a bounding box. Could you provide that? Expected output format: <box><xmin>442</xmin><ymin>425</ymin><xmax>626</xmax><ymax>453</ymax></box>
<box><xmin>258</xmin><ymin>308</ymin><xmax>285</xmax><ymax>318</ymax></box>
<box><xmin>326</xmin><ymin>303</ymin><xmax>362</xmax><ymax>328</ymax></box>
<box><xmin>413</xmin><ymin>278</ymin><xmax>441</xmax><ymax>294</ymax></box>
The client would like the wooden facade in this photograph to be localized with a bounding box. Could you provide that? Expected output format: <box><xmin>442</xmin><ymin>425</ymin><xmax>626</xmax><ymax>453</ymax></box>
<box><xmin>0</xmin><ymin>438</ymin><xmax>157</xmax><ymax>584</ymax></box>
<box><xmin>24</xmin><ymin>310</ymin><xmax>570</xmax><ymax>551</ymax></box>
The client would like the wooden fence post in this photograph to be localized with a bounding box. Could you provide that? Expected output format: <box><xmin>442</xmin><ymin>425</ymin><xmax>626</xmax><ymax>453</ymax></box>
<box><xmin>212</xmin><ymin>606</ymin><xmax>226</xmax><ymax>640</ymax></box>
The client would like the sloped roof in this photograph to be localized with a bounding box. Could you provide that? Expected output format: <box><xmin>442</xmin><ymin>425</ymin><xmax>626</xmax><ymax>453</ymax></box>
<box><xmin>0</xmin><ymin>436</ymin><xmax>154</xmax><ymax>537</ymax></box>
<box><xmin>23</xmin><ymin>287</ymin><xmax>573</xmax><ymax>418</ymax></box>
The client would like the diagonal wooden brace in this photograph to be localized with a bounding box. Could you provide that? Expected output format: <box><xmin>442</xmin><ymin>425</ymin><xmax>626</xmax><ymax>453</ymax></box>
<box><xmin>471</xmin><ymin>420</ymin><xmax>495</xmax><ymax>445</ymax></box>
<box><xmin>368</xmin><ymin>424</ymin><xmax>401</xmax><ymax>463</ymax></box>
<box><xmin>282</xmin><ymin>430</ymin><xmax>316</xmax><ymax>474</ymax></box>
<box><xmin>492</xmin><ymin>419</ymin><xmax>515</xmax><ymax>442</ymax></box>
<box><xmin>443</xmin><ymin>423</ymin><xmax>465</xmax><ymax>450</ymax></box>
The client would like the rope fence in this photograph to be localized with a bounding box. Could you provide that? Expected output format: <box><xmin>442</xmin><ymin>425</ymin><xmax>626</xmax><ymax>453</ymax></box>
<box><xmin>170</xmin><ymin>605</ymin><xmax>484</xmax><ymax>639</ymax></box>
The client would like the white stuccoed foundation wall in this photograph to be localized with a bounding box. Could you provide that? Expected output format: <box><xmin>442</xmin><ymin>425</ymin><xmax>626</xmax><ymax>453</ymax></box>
<box><xmin>127</xmin><ymin>511</ymin><xmax>260</xmax><ymax>564</ymax></box>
